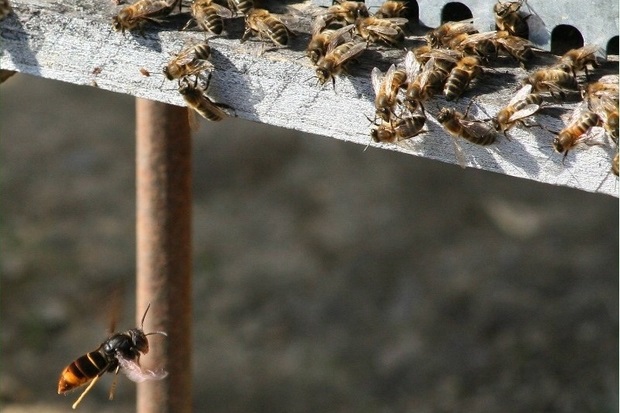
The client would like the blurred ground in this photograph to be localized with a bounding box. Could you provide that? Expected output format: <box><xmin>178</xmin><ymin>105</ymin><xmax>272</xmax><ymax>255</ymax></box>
<box><xmin>0</xmin><ymin>74</ymin><xmax>618</xmax><ymax>413</ymax></box>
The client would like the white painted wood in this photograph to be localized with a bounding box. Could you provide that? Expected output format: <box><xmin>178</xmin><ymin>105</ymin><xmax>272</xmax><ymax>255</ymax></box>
<box><xmin>0</xmin><ymin>0</ymin><xmax>617</xmax><ymax>196</ymax></box>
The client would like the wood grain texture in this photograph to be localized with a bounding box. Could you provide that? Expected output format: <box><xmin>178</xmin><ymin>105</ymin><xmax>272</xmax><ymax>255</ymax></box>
<box><xmin>0</xmin><ymin>0</ymin><xmax>618</xmax><ymax>196</ymax></box>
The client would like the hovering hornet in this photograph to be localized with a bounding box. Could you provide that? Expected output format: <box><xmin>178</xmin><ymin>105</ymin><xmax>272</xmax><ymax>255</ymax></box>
<box><xmin>58</xmin><ymin>304</ymin><xmax>167</xmax><ymax>409</ymax></box>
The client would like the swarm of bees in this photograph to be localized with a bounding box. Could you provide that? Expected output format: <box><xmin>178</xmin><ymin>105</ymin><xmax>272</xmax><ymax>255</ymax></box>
<box><xmin>58</xmin><ymin>305</ymin><xmax>167</xmax><ymax>409</ymax></box>
<box><xmin>105</xmin><ymin>0</ymin><xmax>619</xmax><ymax>180</ymax></box>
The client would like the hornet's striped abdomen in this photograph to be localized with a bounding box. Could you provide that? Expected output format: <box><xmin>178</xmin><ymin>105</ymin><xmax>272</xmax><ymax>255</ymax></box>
<box><xmin>58</xmin><ymin>350</ymin><xmax>113</xmax><ymax>393</ymax></box>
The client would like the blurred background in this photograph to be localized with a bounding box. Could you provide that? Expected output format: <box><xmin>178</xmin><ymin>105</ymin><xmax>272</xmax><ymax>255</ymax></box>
<box><xmin>1</xmin><ymin>74</ymin><xmax>618</xmax><ymax>413</ymax></box>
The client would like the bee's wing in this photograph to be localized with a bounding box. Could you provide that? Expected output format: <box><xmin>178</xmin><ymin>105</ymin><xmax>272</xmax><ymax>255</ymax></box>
<box><xmin>417</xmin><ymin>58</ymin><xmax>436</xmax><ymax>88</ymax></box>
<box><xmin>382</xmin><ymin>64</ymin><xmax>398</xmax><ymax>93</ymax></box>
<box><xmin>573</xmin><ymin>44</ymin><xmax>603</xmax><ymax>60</ymax></box>
<box><xmin>507</xmin><ymin>103</ymin><xmax>540</xmax><ymax>122</ymax></box>
<box><xmin>133</xmin><ymin>0</ymin><xmax>173</xmax><ymax>17</ymax></box>
<box><xmin>333</xmin><ymin>42</ymin><xmax>366</xmax><ymax>65</ymax></box>
<box><xmin>404</xmin><ymin>50</ymin><xmax>420</xmax><ymax>81</ymax></box>
<box><xmin>460</xmin><ymin>119</ymin><xmax>497</xmax><ymax>139</ymax></box>
<box><xmin>382</xmin><ymin>17</ymin><xmax>408</xmax><ymax>26</ymax></box>
<box><xmin>366</xmin><ymin>23</ymin><xmax>399</xmax><ymax>36</ymax></box>
<box><xmin>210</xmin><ymin>2</ymin><xmax>234</xmax><ymax>18</ymax></box>
<box><xmin>311</xmin><ymin>14</ymin><xmax>330</xmax><ymax>34</ymax></box>
<box><xmin>172</xmin><ymin>50</ymin><xmax>197</xmax><ymax>67</ymax></box>
<box><xmin>562</xmin><ymin>100</ymin><xmax>590</xmax><ymax>125</ymax></box>
<box><xmin>458</xmin><ymin>31</ymin><xmax>497</xmax><ymax>46</ymax></box>
<box><xmin>450</xmin><ymin>135</ymin><xmax>467</xmax><ymax>168</ymax></box>
<box><xmin>329</xmin><ymin>23</ymin><xmax>355</xmax><ymax>41</ymax></box>
<box><xmin>423</xmin><ymin>48</ymin><xmax>461</xmax><ymax>63</ymax></box>
<box><xmin>371</xmin><ymin>66</ymin><xmax>384</xmax><ymax>95</ymax></box>
<box><xmin>117</xmin><ymin>355</ymin><xmax>168</xmax><ymax>383</ymax></box>
<box><xmin>508</xmin><ymin>84</ymin><xmax>532</xmax><ymax>105</ymax></box>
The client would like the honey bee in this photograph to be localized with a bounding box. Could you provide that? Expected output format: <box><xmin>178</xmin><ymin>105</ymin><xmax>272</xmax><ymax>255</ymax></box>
<box><xmin>0</xmin><ymin>0</ymin><xmax>12</xmax><ymax>20</ymax></box>
<box><xmin>178</xmin><ymin>75</ymin><xmax>229</xmax><ymax>122</ymax></box>
<box><xmin>163</xmin><ymin>42</ymin><xmax>212</xmax><ymax>81</ymax></box>
<box><xmin>443</xmin><ymin>56</ymin><xmax>482</xmax><ymax>101</ymax></box>
<box><xmin>426</xmin><ymin>20</ymin><xmax>478</xmax><ymax>49</ymax></box>
<box><xmin>583</xmin><ymin>80</ymin><xmax>620</xmax><ymax>107</ymax></box>
<box><xmin>437</xmin><ymin>106</ymin><xmax>497</xmax><ymax>146</ymax></box>
<box><xmin>605</xmin><ymin>106</ymin><xmax>619</xmax><ymax>143</ymax></box>
<box><xmin>187</xmin><ymin>0</ymin><xmax>234</xmax><ymax>34</ymax></box>
<box><xmin>371</xmin><ymin>64</ymin><xmax>408</xmax><ymax>122</ymax></box>
<box><xmin>553</xmin><ymin>107</ymin><xmax>602</xmax><ymax>158</ymax></box>
<box><xmin>58</xmin><ymin>304</ymin><xmax>167</xmax><ymax>409</ymax></box>
<box><xmin>241</xmin><ymin>8</ymin><xmax>294</xmax><ymax>47</ymax></box>
<box><xmin>320</xmin><ymin>1</ymin><xmax>369</xmax><ymax>26</ymax></box>
<box><xmin>523</xmin><ymin>64</ymin><xmax>579</xmax><ymax>99</ymax></box>
<box><xmin>583</xmin><ymin>79</ymin><xmax>619</xmax><ymax>142</ymax></box>
<box><xmin>612</xmin><ymin>152</ymin><xmax>619</xmax><ymax>176</ymax></box>
<box><xmin>451</xmin><ymin>31</ymin><xmax>499</xmax><ymax>62</ymax></box>
<box><xmin>112</xmin><ymin>0</ymin><xmax>180</xmax><ymax>33</ymax></box>
<box><xmin>315</xmin><ymin>40</ymin><xmax>366</xmax><ymax>88</ymax></box>
<box><xmin>404</xmin><ymin>52</ymin><xmax>447</xmax><ymax>112</ymax></box>
<box><xmin>355</xmin><ymin>16</ymin><xmax>407</xmax><ymax>46</ymax></box>
<box><xmin>306</xmin><ymin>24</ymin><xmax>355</xmax><ymax>65</ymax></box>
<box><xmin>373</xmin><ymin>0</ymin><xmax>408</xmax><ymax>18</ymax></box>
<box><xmin>494</xmin><ymin>30</ymin><xmax>534</xmax><ymax>66</ymax></box>
<box><xmin>227</xmin><ymin>0</ymin><xmax>253</xmax><ymax>15</ymax></box>
<box><xmin>371</xmin><ymin>114</ymin><xmax>426</xmax><ymax>143</ymax></box>
<box><xmin>494</xmin><ymin>84</ymin><xmax>542</xmax><ymax>134</ymax></box>
<box><xmin>412</xmin><ymin>46</ymin><xmax>461</xmax><ymax>72</ymax></box>
<box><xmin>560</xmin><ymin>45</ymin><xmax>601</xmax><ymax>80</ymax></box>
<box><xmin>493</xmin><ymin>0</ymin><xmax>529</xmax><ymax>39</ymax></box>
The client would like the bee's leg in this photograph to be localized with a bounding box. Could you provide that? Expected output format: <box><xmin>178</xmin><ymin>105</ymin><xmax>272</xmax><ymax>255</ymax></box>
<box><xmin>71</xmin><ymin>375</ymin><xmax>101</xmax><ymax>410</ymax></box>
<box><xmin>181</xmin><ymin>17</ymin><xmax>195</xmax><ymax>31</ymax></box>
<box><xmin>240</xmin><ymin>27</ymin><xmax>252</xmax><ymax>43</ymax></box>
<box><xmin>464</xmin><ymin>97</ymin><xmax>476</xmax><ymax>117</ymax></box>
<box><xmin>108</xmin><ymin>366</ymin><xmax>121</xmax><ymax>400</ymax></box>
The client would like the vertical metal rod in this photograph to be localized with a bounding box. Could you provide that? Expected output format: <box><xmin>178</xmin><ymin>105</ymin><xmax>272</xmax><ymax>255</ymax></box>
<box><xmin>136</xmin><ymin>98</ymin><xmax>192</xmax><ymax>413</ymax></box>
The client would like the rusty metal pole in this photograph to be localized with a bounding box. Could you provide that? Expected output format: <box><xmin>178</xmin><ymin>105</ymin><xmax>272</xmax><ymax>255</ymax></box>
<box><xmin>136</xmin><ymin>98</ymin><xmax>192</xmax><ymax>413</ymax></box>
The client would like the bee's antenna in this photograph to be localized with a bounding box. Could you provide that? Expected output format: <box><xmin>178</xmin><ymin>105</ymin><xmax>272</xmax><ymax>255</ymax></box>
<box><xmin>141</xmin><ymin>303</ymin><xmax>167</xmax><ymax>336</ymax></box>
<box><xmin>140</xmin><ymin>303</ymin><xmax>151</xmax><ymax>329</ymax></box>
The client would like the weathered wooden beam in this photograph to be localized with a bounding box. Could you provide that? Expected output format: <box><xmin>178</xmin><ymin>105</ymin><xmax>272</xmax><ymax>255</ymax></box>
<box><xmin>0</xmin><ymin>0</ymin><xmax>617</xmax><ymax>196</ymax></box>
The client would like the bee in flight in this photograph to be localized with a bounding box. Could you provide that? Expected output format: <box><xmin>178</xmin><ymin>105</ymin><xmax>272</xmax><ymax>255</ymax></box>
<box><xmin>112</xmin><ymin>0</ymin><xmax>181</xmax><ymax>33</ymax></box>
<box><xmin>58</xmin><ymin>304</ymin><xmax>167</xmax><ymax>409</ymax></box>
